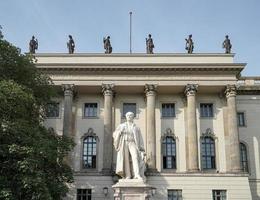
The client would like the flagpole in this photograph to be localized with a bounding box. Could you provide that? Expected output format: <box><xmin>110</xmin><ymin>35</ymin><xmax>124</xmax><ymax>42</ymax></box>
<box><xmin>129</xmin><ymin>11</ymin><xmax>132</xmax><ymax>54</ymax></box>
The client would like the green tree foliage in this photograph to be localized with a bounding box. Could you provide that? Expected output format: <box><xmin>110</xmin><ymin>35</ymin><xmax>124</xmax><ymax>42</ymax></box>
<box><xmin>0</xmin><ymin>38</ymin><xmax>74</xmax><ymax>199</ymax></box>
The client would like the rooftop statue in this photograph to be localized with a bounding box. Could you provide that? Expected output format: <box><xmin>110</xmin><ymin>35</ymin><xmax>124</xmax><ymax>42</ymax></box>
<box><xmin>103</xmin><ymin>36</ymin><xmax>112</xmax><ymax>54</ymax></box>
<box><xmin>67</xmin><ymin>35</ymin><xmax>75</xmax><ymax>54</ymax></box>
<box><xmin>146</xmin><ymin>34</ymin><xmax>154</xmax><ymax>54</ymax></box>
<box><xmin>185</xmin><ymin>34</ymin><xmax>194</xmax><ymax>54</ymax></box>
<box><xmin>113</xmin><ymin>112</ymin><xmax>146</xmax><ymax>180</ymax></box>
<box><xmin>29</xmin><ymin>36</ymin><xmax>38</xmax><ymax>54</ymax></box>
<box><xmin>0</xmin><ymin>25</ymin><xmax>3</xmax><ymax>39</ymax></box>
<box><xmin>222</xmin><ymin>35</ymin><xmax>232</xmax><ymax>54</ymax></box>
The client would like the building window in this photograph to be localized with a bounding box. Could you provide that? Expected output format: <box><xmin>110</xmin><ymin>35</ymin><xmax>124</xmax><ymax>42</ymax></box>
<box><xmin>46</xmin><ymin>102</ymin><xmax>59</xmax><ymax>118</ymax></box>
<box><xmin>240</xmin><ymin>143</ymin><xmax>249</xmax><ymax>172</ymax></box>
<box><xmin>200</xmin><ymin>103</ymin><xmax>213</xmax><ymax>117</ymax></box>
<box><xmin>201</xmin><ymin>136</ymin><xmax>216</xmax><ymax>169</ymax></box>
<box><xmin>168</xmin><ymin>190</ymin><xmax>182</xmax><ymax>200</ymax></box>
<box><xmin>84</xmin><ymin>103</ymin><xmax>98</xmax><ymax>117</ymax></box>
<box><xmin>83</xmin><ymin>136</ymin><xmax>96</xmax><ymax>168</ymax></box>
<box><xmin>162</xmin><ymin>103</ymin><xmax>175</xmax><ymax>117</ymax></box>
<box><xmin>237</xmin><ymin>112</ymin><xmax>246</xmax><ymax>126</ymax></box>
<box><xmin>77</xmin><ymin>189</ymin><xmax>91</xmax><ymax>200</ymax></box>
<box><xmin>123</xmin><ymin>103</ymin><xmax>136</xmax><ymax>117</ymax></box>
<box><xmin>212</xmin><ymin>190</ymin><xmax>226</xmax><ymax>200</ymax></box>
<box><xmin>162</xmin><ymin>136</ymin><xmax>176</xmax><ymax>169</ymax></box>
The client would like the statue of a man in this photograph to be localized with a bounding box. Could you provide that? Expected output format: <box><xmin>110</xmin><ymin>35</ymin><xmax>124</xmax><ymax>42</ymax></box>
<box><xmin>113</xmin><ymin>112</ymin><xmax>146</xmax><ymax>180</ymax></box>
<box><xmin>222</xmin><ymin>35</ymin><xmax>232</xmax><ymax>54</ymax></box>
<box><xmin>29</xmin><ymin>36</ymin><xmax>38</xmax><ymax>54</ymax></box>
<box><xmin>185</xmin><ymin>34</ymin><xmax>194</xmax><ymax>54</ymax></box>
<box><xmin>146</xmin><ymin>34</ymin><xmax>154</xmax><ymax>54</ymax></box>
<box><xmin>103</xmin><ymin>36</ymin><xmax>112</xmax><ymax>54</ymax></box>
<box><xmin>67</xmin><ymin>35</ymin><xmax>75</xmax><ymax>54</ymax></box>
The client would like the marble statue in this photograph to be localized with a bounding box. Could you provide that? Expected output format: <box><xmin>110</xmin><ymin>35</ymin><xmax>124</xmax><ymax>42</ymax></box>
<box><xmin>29</xmin><ymin>36</ymin><xmax>38</xmax><ymax>54</ymax></box>
<box><xmin>113</xmin><ymin>112</ymin><xmax>146</xmax><ymax>180</ymax></box>
<box><xmin>103</xmin><ymin>36</ymin><xmax>112</xmax><ymax>54</ymax></box>
<box><xmin>185</xmin><ymin>34</ymin><xmax>194</xmax><ymax>54</ymax></box>
<box><xmin>222</xmin><ymin>35</ymin><xmax>232</xmax><ymax>54</ymax></box>
<box><xmin>146</xmin><ymin>34</ymin><xmax>154</xmax><ymax>54</ymax></box>
<box><xmin>67</xmin><ymin>35</ymin><xmax>75</xmax><ymax>54</ymax></box>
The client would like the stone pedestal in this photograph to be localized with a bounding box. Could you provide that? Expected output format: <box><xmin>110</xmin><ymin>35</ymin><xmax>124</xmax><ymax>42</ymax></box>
<box><xmin>113</xmin><ymin>179</ymin><xmax>155</xmax><ymax>200</ymax></box>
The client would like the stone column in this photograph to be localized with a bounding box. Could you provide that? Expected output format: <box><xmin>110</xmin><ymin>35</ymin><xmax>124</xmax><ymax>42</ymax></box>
<box><xmin>145</xmin><ymin>84</ymin><xmax>157</xmax><ymax>170</ymax></box>
<box><xmin>102</xmin><ymin>84</ymin><xmax>114</xmax><ymax>173</ymax></box>
<box><xmin>184</xmin><ymin>84</ymin><xmax>199</xmax><ymax>172</ymax></box>
<box><xmin>225</xmin><ymin>85</ymin><xmax>241</xmax><ymax>172</ymax></box>
<box><xmin>62</xmin><ymin>84</ymin><xmax>74</xmax><ymax>137</ymax></box>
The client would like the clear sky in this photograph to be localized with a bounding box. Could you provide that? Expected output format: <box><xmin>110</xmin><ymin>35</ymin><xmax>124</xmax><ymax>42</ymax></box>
<box><xmin>1</xmin><ymin>0</ymin><xmax>260</xmax><ymax>76</ymax></box>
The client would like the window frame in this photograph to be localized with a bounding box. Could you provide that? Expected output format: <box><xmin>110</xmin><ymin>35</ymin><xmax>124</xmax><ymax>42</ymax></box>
<box><xmin>237</xmin><ymin>111</ymin><xmax>246</xmax><ymax>127</ymax></box>
<box><xmin>201</xmin><ymin>136</ymin><xmax>216</xmax><ymax>170</ymax></box>
<box><xmin>200</xmin><ymin>103</ymin><xmax>214</xmax><ymax>118</ymax></box>
<box><xmin>212</xmin><ymin>190</ymin><xmax>227</xmax><ymax>200</ymax></box>
<box><xmin>168</xmin><ymin>189</ymin><xmax>182</xmax><ymax>200</ymax></box>
<box><xmin>161</xmin><ymin>103</ymin><xmax>176</xmax><ymax>118</ymax></box>
<box><xmin>83</xmin><ymin>102</ymin><xmax>99</xmax><ymax>118</ymax></box>
<box><xmin>81</xmin><ymin>128</ymin><xmax>99</xmax><ymax>171</ymax></box>
<box><xmin>240</xmin><ymin>142</ymin><xmax>249</xmax><ymax>173</ymax></box>
<box><xmin>162</xmin><ymin>136</ymin><xmax>177</xmax><ymax>169</ymax></box>
<box><xmin>122</xmin><ymin>102</ymin><xmax>137</xmax><ymax>118</ymax></box>
<box><xmin>46</xmin><ymin>102</ymin><xmax>61</xmax><ymax>119</ymax></box>
<box><xmin>77</xmin><ymin>189</ymin><xmax>92</xmax><ymax>200</ymax></box>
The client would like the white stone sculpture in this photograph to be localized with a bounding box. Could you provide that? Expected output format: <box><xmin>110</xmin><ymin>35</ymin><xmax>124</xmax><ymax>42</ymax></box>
<box><xmin>113</xmin><ymin>112</ymin><xmax>146</xmax><ymax>180</ymax></box>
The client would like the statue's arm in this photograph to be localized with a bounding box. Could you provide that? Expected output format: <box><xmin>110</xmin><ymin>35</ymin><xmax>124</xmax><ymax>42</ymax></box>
<box><xmin>113</xmin><ymin>125</ymin><xmax>123</xmax><ymax>151</ymax></box>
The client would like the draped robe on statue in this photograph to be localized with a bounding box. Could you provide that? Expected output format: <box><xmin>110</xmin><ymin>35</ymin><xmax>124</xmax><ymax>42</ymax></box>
<box><xmin>113</xmin><ymin>122</ymin><xmax>145</xmax><ymax>178</ymax></box>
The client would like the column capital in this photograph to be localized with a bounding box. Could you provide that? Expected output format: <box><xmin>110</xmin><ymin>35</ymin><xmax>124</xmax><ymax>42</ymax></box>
<box><xmin>184</xmin><ymin>84</ymin><xmax>198</xmax><ymax>96</ymax></box>
<box><xmin>225</xmin><ymin>84</ymin><xmax>237</xmax><ymax>98</ymax></box>
<box><xmin>62</xmin><ymin>84</ymin><xmax>74</xmax><ymax>96</ymax></box>
<box><xmin>144</xmin><ymin>84</ymin><xmax>157</xmax><ymax>96</ymax></box>
<box><xmin>102</xmin><ymin>84</ymin><xmax>115</xmax><ymax>96</ymax></box>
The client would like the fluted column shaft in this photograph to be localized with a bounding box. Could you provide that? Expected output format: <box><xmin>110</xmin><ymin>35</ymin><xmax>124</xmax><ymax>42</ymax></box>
<box><xmin>225</xmin><ymin>85</ymin><xmax>241</xmax><ymax>172</ymax></box>
<box><xmin>62</xmin><ymin>84</ymin><xmax>74</xmax><ymax>137</ymax></box>
<box><xmin>102</xmin><ymin>84</ymin><xmax>114</xmax><ymax>173</ymax></box>
<box><xmin>185</xmin><ymin>84</ymin><xmax>199</xmax><ymax>171</ymax></box>
<box><xmin>145</xmin><ymin>84</ymin><xmax>157</xmax><ymax>170</ymax></box>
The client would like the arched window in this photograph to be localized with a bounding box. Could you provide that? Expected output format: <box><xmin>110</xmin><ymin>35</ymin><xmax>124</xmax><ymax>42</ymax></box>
<box><xmin>162</xmin><ymin>136</ymin><xmax>176</xmax><ymax>169</ymax></box>
<box><xmin>83</xmin><ymin>136</ymin><xmax>97</xmax><ymax>169</ymax></box>
<box><xmin>201</xmin><ymin>136</ymin><xmax>215</xmax><ymax>169</ymax></box>
<box><xmin>240</xmin><ymin>142</ymin><xmax>249</xmax><ymax>172</ymax></box>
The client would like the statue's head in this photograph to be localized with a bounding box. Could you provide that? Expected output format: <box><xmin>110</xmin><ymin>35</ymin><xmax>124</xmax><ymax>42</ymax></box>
<box><xmin>148</xmin><ymin>34</ymin><xmax>151</xmax><ymax>38</ymax></box>
<box><xmin>225</xmin><ymin>35</ymin><xmax>229</xmax><ymax>38</ymax></box>
<box><xmin>32</xmin><ymin>36</ymin><xmax>35</xmax><ymax>39</ymax></box>
<box><xmin>69</xmin><ymin>35</ymin><xmax>72</xmax><ymax>39</ymax></box>
<box><xmin>125</xmin><ymin>112</ymin><xmax>134</xmax><ymax>122</ymax></box>
<box><xmin>189</xmin><ymin>34</ymin><xmax>192</xmax><ymax>38</ymax></box>
<box><xmin>108</xmin><ymin>36</ymin><xmax>110</xmax><ymax>39</ymax></box>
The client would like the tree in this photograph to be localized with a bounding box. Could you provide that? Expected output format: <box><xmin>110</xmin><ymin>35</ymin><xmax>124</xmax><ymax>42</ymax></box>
<box><xmin>0</xmin><ymin>37</ymin><xmax>74</xmax><ymax>199</ymax></box>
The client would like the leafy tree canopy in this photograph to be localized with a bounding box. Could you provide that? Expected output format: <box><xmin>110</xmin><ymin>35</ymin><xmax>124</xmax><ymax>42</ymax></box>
<box><xmin>0</xmin><ymin>37</ymin><xmax>74</xmax><ymax>200</ymax></box>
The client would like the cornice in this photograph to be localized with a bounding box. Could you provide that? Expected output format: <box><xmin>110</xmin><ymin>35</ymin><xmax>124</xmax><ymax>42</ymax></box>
<box><xmin>36</xmin><ymin>63</ymin><xmax>245</xmax><ymax>74</ymax></box>
<box><xmin>237</xmin><ymin>85</ymin><xmax>260</xmax><ymax>95</ymax></box>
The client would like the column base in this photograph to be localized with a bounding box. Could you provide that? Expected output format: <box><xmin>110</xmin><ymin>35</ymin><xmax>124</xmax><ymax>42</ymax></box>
<box><xmin>187</xmin><ymin>168</ymin><xmax>200</xmax><ymax>173</ymax></box>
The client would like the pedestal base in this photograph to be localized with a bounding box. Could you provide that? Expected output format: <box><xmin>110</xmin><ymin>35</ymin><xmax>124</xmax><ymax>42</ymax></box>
<box><xmin>112</xmin><ymin>179</ymin><xmax>155</xmax><ymax>200</ymax></box>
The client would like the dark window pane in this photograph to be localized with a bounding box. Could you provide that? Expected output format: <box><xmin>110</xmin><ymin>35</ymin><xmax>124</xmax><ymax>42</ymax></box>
<box><xmin>240</xmin><ymin>143</ymin><xmax>249</xmax><ymax>172</ymax></box>
<box><xmin>84</xmin><ymin>103</ymin><xmax>98</xmax><ymax>117</ymax></box>
<box><xmin>200</xmin><ymin>103</ymin><xmax>213</xmax><ymax>117</ymax></box>
<box><xmin>163</xmin><ymin>137</ymin><xmax>176</xmax><ymax>169</ymax></box>
<box><xmin>46</xmin><ymin>102</ymin><xmax>59</xmax><ymax>118</ymax></box>
<box><xmin>237</xmin><ymin>112</ymin><xmax>245</xmax><ymax>126</ymax></box>
<box><xmin>123</xmin><ymin>103</ymin><xmax>136</xmax><ymax>117</ymax></box>
<box><xmin>83</xmin><ymin>136</ymin><xmax>97</xmax><ymax>169</ymax></box>
<box><xmin>162</xmin><ymin>103</ymin><xmax>175</xmax><ymax>117</ymax></box>
<box><xmin>201</xmin><ymin>137</ymin><xmax>215</xmax><ymax>169</ymax></box>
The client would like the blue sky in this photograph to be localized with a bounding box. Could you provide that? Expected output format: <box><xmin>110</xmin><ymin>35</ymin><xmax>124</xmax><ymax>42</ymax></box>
<box><xmin>1</xmin><ymin>0</ymin><xmax>260</xmax><ymax>75</ymax></box>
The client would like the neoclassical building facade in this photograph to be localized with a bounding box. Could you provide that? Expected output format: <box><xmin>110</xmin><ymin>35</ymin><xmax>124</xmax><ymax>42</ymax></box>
<box><xmin>37</xmin><ymin>53</ymin><xmax>260</xmax><ymax>200</ymax></box>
